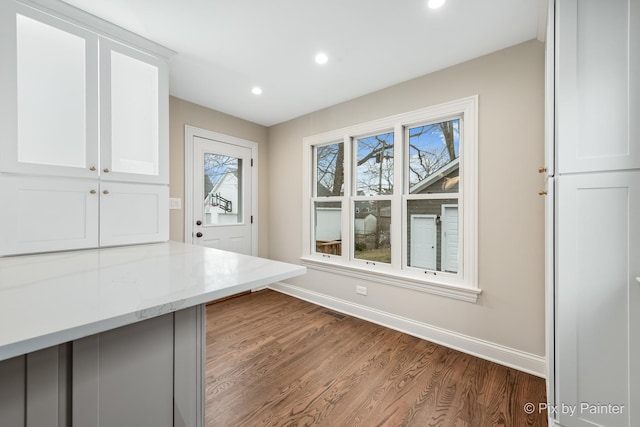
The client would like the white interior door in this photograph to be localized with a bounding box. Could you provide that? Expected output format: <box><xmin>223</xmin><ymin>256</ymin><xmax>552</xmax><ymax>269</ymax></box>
<box><xmin>192</xmin><ymin>136</ymin><xmax>253</xmax><ymax>255</ymax></box>
<box><xmin>410</xmin><ymin>214</ymin><xmax>437</xmax><ymax>270</ymax></box>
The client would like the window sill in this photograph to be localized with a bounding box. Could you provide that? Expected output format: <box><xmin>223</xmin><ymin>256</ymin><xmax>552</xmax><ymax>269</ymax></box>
<box><xmin>299</xmin><ymin>256</ymin><xmax>481</xmax><ymax>303</ymax></box>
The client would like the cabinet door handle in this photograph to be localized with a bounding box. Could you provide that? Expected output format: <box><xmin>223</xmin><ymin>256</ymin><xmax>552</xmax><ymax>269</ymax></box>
<box><xmin>196</xmin><ymin>232</ymin><xmax>203</xmax><ymax>238</ymax></box>
<box><xmin>90</xmin><ymin>189</ymin><xmax>97</xmax><ymax>194</ymax></box>
<box><xmin>538</xmin><ymin>167</ymin><xmax>547</xmax><ymax>173</ymax></box>
<box><xmin>538</xmin><ymin>190</ymin><xmax>547</xmax><ymax>196</ymax></box>
<box><xmin>103</xmin><ymin>190</ymin><xmax>109</xmax><ymax>195</ymax></box>
<box><xmin>89</xmin><ymin>166</ymin><xmax>96</xmax><ymax>171</ymax></box>
<box><xmin>196</xmin><ymin>220</ymin><xmax>202</xmax><ymax>226</ymax></box>
<box><xmin>103</xmin><ymin>168</ymin><xmax>110</xmax><ymax>173</ymax></box>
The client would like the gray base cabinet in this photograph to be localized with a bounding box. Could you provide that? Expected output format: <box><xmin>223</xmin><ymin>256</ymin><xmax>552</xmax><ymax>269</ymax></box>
<box><xmin>0</xmin><ymin>306</ymin><xmax>203</xmax><ymax>427</ymax></box>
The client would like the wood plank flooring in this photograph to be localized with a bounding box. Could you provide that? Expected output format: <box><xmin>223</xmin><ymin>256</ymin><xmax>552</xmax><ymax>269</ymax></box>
<box><xmin>205</xmin><ymin>290</ymin><xmax>547</xmax><ymax>427</ymax></box>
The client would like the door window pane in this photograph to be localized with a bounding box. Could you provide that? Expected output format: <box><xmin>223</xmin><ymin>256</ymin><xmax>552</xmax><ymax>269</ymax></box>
<box><xmin>110</xmin><ymin>50</ymin><xmax>159</xmax><ymax>175</ymax></box>
<box><xmin>17</xmin><ymin>14</ymin><xmax>86</xmax><ymax>168</ymax></box>
<box><xmin>316</xmin><ymin>142</ymin><xmax>344</xmax><ymax>196</ymax></box>
<box><xmin>356</xmin><ymin>132</ymin><xmax>394</xmax><ymax>196</ymax></box>
<box><xmin>407</xmin><ymin>199</ymin><xmax>458</xmax><ymax>272</ymax></box>
<box><xmin>408</xmin><ymin>119</ymin><xmax>460</xmax><ymax>194</ymax></box>
<box><xmin>314</xmin><ymin>201</ymin><xmax>341</xmax><ymax>255</ymax></box>
<box><xmin>204</xmin><ymin>154</ymin><xmax>242</xmax><ymax>225</ymax></box>
<box><xmin>354</xmin><ymin>200</ymin><xmax>391</xmax><ymax>263</ymax></box>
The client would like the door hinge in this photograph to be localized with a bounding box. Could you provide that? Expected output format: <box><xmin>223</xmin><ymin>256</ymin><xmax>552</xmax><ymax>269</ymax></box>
<box><xmin>251</xmin><ymin>215</ymin><xmax>254</xmax><ymax>224</ymax></box>
<box><xmin>251</xmin><ymin>158</ymin><xmax>254</xmax><ymax>167</ymax></box>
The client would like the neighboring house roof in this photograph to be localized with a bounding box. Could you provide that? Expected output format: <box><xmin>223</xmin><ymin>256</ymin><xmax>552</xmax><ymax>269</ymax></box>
<box><xmin>317</xmin><ymin>182</ymin><xmax>343</xmax><ymax>197</ymax></box>
<box><xmin>409</xmin><ymin>158</ymin><xmax>460</xmax><ymax>194</ymax></box>
<box><xmin>317</xmin><ymin>183</ymin><xmax>332</xmax><ymax>197</ymax></box>
<box><xmin>354</xmin><ymin>211</ymin><xmax>372</xmax><ymax>219</ymax></box>
<box><xmin>209</xmin><ymin>170</ymin><xmax>237</xmax><ymax>195</ymax></box>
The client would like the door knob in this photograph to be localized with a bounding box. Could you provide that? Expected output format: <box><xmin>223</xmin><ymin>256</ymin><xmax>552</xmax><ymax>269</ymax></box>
<box><xmin>538</xmin><ymin>167</ymin><xmax>547</xmax><ymax>173</ymax></box>
<box><xmin>538</xmin><ymin>190</ymin><xmax>547</xmax><ymax>196</ymax></box>
<box><xmin>196</xmin><ymin>232</ymin><xmax>203</xmax><ymax>238</ymax></box>
<box><xmin>196</xmin><ymin>220</ymin><xmax>202</xmax><ymax>226</ymax></box>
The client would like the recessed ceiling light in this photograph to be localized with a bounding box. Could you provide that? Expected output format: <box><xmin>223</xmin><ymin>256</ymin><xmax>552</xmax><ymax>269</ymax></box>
<box><xmin>428</xmin><ymin>0</ymin><xmax>446</xmax><ymax>9</ymax></box>
<box><xmin>315</xmin><ymin>52</ymin><xmax>328</xmax><ymax>65</ymax></box>
<box><xmin>251</xmin><ymin>87</ymin><xmax>262</xmax><ymax>95</ymax></box>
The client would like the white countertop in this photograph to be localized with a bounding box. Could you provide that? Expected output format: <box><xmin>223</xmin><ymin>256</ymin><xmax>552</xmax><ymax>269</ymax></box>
<box><xmin>0</xmin><ymin>241</ymin><xmax>306</xmax><ymax>361</ymax></box>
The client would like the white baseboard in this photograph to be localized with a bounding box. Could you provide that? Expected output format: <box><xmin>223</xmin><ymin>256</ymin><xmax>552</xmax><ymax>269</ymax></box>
<box><xmin>268</xmin><ymin>282</ymin><xmax>546</xmax><ymax>378</ymax></box>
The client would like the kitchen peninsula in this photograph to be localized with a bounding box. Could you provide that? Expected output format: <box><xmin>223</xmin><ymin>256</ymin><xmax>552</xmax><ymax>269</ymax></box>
<box><xmin>0</xmin><ymin>241</ymin><xmax>306</xmax><ymax>426</ymax></box>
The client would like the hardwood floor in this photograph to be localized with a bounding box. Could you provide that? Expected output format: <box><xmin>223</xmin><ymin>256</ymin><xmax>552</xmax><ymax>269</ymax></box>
<box><xmin>205</xmin><ymin>290</ymin><xmax>547</xmax><ymax>427</ymax></box>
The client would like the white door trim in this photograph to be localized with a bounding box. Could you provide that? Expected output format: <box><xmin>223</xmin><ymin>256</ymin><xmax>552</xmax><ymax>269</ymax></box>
<box><xmin>184</xmin><ymin>125</ymin><xmax>258</xmax><ymax>256</ymax></box>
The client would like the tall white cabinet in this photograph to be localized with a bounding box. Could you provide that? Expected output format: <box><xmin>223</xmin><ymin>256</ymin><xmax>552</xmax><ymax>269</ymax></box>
<box><xmin>547</xmin><ymin>0</ymin><xmax>639</xmax><ymax>426</ymax></box>
<box><xmin>0</xmin><ymin>0</ymin><xmax>173</xmax><ymax>256</ymax></box>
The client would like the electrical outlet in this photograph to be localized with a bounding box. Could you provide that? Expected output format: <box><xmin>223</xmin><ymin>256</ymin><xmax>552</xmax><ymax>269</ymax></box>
<box><xmin>356</xmin><ymin>285</ymin><xmax>367</xmax><ymax>296</ymax></box>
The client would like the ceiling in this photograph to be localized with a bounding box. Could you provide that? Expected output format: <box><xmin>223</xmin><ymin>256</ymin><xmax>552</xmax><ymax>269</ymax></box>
<box><xmin>60</xmin><ymin>0</ymin><xmax>545</xmax><ymax>127</ymax></box>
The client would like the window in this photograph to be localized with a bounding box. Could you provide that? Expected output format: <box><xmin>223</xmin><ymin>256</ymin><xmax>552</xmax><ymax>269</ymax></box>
<box><xmin>302</xmin><ymin>97</ymin><xmax>479</xmax><ymax>302</ymax></box>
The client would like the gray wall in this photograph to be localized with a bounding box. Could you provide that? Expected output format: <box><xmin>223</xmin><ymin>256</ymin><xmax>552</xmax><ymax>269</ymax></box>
<box><xmin>169</xmin><ymin>96</ymin><xmax>270</xmax><ymax>257</ymax></box>
<box><xmin>168</xmin><ymin>39</ymin><xmax>546</xmax><ymax>361</ymax></box>
<box><xmin>267</xmin><ymin>40</ymin><xmax>546</xmax><ymax>357</ymax></box>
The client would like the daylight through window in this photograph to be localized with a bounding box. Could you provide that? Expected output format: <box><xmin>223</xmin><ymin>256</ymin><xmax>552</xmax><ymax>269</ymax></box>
<box><xmin>303</xmin><ymin>97</ymin><xmax>478</xmax><ymax>296</ymax></box>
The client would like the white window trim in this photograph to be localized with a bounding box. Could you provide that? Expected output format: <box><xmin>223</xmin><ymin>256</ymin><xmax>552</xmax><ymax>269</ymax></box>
<box><xmin>301</xmin><ymin>96</ymin><xmax>479</xmax><ymax>303</ymax></box>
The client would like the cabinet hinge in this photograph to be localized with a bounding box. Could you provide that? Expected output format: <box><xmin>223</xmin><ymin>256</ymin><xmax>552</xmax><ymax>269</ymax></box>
<box><xmin>251</xmin><ymin>158</ymin><xmax>254</xmax><ymax>167</ymax></box>
<box><xmin>251</xmin><ymin>215</ymin><xmax>254</xmax><ymax>224</ymax></box>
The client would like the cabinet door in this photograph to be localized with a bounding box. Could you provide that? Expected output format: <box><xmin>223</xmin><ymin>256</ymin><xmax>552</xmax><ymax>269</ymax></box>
<box><xmin>99</xmin><ymin>39</ymin><xmax>169</xmax><ymax>185</ymax></box>
<box><xmin>0</xmin><ymin>3</ymin><xmax>99</xmax><ymax>179</ymax></box>
<box><xmin>556</xmin><ymin>171</ymin><xmax>639</xmax><ymax>427</ymax></box>
<box><xmin>556</xmin><ymin>0</ymin><xmax>640</xmax><ymax>173</ymax></box>
<box><xmin>0</xmin><ymin>176</ymin><xmax>99</xmax><ymax>256</ymax></box>
<box><xmin>99</xmin><ymin>182</ymin><xmax>169</xmax><ymax>247</ymax></box>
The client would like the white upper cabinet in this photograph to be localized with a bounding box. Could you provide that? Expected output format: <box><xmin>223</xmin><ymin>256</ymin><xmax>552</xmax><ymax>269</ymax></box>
<box><xmin>556</xmin><ymin>0</ymin><xmax>640</xmax><ymax>173</ymax></box>
<box><xmin>0</xmin><ymin>0</ymin><xmax>170</xmax><ymax>184</ymax></box>
<box><xmin>0</xmin><ymin>3</ymin><xmax>99</xmax><ymax>178</ymax></box>
<box><xmin>100</xmin><ymin>40</ymin><xmax>169</xmax><ymax>184</ymax></box>
<box><xmin>0</xmin><ymin>0</ymin><xmax>174</xmax><ymax>256</ymax></box>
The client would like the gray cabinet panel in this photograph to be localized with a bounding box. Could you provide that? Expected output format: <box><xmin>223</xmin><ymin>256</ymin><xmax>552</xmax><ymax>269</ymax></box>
<box><xmin>26</xmin><ymin>346</ymin><xmax>69</xmax><ymax>427</ymax></box>
<box><xmin>174</xmin><ymin>306</ymin><xmax>204</xmax><ymax>427</ymax></box>
<box><xmin>0</xmin><ymin>345</ymin><xmax>70</xmax><ymax>427</ymax></box>
<box><xmin>3</xmin><ymin>307</ymin><xmax>203</xmax><ymax>427</ymax></box>
<box><xmin>73</xmin><ymin>314</ymin><xmax>174</xmax><ymax>427</ymax></box>
<box><xmin>0</xmin><ymin>356</ymin><xmax>25</xmax><ymax>427</ymax></box>
<box><xmin>72</xmin><ymin>335</ymin><xmax>100</xmax><ymax>427</ymax></box>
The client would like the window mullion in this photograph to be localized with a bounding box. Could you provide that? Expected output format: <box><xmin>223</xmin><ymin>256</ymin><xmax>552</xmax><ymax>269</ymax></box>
<box><xmin>342</xmin><ymin>136</ymin><xmax>352</xmax><ymax>261</ymax></box>
<box><xmin>391</xmin><ymin>123</ymin><xmax>403</xmax><ymax>269</ymax></box>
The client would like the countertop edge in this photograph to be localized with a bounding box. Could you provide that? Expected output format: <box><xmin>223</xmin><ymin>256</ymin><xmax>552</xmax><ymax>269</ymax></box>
<box><xmin>0</xmin><ymin>243</ymin><xmax>306</xmax><ymax>361</ymax></box>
